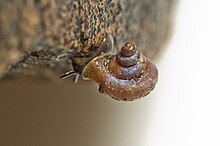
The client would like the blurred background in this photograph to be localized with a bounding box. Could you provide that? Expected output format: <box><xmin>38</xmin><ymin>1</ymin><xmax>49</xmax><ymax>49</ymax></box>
<box><xmin>1</xmin><ymin>0</ymin><xmax>220</xmax><ymax>146</ymax></box>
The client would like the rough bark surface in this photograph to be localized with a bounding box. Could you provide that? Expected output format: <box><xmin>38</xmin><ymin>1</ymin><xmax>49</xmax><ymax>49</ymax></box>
<box><xmin>0</xmin><ymin>0</ymin><xmax>176</xmax><ymax>79</ymax></box>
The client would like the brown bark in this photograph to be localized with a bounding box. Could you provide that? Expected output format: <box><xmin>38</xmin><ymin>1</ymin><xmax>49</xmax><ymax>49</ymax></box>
<box><xmin>0</xmin><ymin>0</ymin><xmax>177</xmax><ymax>80</ymax></box>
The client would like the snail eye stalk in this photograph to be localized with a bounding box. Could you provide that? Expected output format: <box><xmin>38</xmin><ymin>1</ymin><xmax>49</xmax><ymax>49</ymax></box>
<box><xmin>60</xmin><ymin>70</ymin><xmax>76</xmax><ymax>79</ymax></box>
<box><xmin>60</xmin><ymin>70</ymin><xmax>80</xmax><ymax>83</ymax></box>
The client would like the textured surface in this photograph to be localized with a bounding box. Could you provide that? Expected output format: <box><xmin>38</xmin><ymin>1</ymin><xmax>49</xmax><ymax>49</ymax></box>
<box><xmin>0</xmin><ymin>0</ymin><xmax>176</xmax><ymax>79</ymax></box>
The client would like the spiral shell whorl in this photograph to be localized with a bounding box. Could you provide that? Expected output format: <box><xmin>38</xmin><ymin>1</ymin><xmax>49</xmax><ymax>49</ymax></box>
<box><xmin>109</xmin><ymin>42</ymin><xmax>145</xmax><ymax>80</ymax></box>
<box><xmin>117</xmin><ymin>42</ymin><xmax>138</xmax><ymax>67</ymax></box>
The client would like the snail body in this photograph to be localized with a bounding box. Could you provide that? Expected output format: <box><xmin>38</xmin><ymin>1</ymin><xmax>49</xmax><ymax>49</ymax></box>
<box><xmin>70</xmin><ymin>33</ymin><xmax>114</xmax><ymax>73</ymax></box>
<box><xmin>60</xmin><ymin>33</ymin><xmax>114</xmax><ymax>80</ymax></box>
<box><xmin>82</xmin><ymin>42</ymin><xmax>158</xmax><ymax>101</ymax></box>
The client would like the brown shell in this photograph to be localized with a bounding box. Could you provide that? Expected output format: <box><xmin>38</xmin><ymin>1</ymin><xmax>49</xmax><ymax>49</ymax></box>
<box><xmin>82</xmin><ymin>54</ymin><xmax>158</xmax><ymax>101</ymax></box>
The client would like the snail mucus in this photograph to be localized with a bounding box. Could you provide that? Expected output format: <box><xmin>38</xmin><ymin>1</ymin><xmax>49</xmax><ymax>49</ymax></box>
<box><xmin>60</xmin><ymin>34</ymin><xmax>158</xmax><ymax>101</ymax></box>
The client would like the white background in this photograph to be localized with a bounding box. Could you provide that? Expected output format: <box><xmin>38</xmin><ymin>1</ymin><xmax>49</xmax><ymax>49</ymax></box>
<box><xmin>148</xmin><ymin>0</ymin><xmax>220</xmax><ymax>145</ymax></box>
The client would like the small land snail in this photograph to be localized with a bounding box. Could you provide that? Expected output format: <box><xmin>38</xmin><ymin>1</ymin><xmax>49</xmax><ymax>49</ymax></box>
<box><xmin>60</xmin><ymin>34</ymin><xmax>158</xmax><ymax>101</ymax></box>
<box><xmin>81</xmin><ymin>42</ymin><xmax>158</xmax><ymax>101</ymax></box>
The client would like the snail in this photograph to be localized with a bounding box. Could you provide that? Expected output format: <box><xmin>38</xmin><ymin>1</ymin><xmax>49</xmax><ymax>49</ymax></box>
<box><xmin>81</xmin><ymin>42</ymin><xmax>158</xmax><ymax>101</ymax></box>
<box><xmin>60</xmin><ymin>33</ymin><xmax>158</xmax><ymax>101</ymax></box>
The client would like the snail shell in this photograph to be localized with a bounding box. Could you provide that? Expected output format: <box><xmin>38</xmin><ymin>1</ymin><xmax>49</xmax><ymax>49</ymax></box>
<box><xmin>82</xmin><ymin>42</ymin><xmax>158</xmax><ymax>101</ymax></box>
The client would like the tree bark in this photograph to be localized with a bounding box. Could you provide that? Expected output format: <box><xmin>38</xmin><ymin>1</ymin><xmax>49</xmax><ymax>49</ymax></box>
<box><xmin>0</xmin><ymin>0</ymin><xmax>177</xmax><ymax>79</ymax></box>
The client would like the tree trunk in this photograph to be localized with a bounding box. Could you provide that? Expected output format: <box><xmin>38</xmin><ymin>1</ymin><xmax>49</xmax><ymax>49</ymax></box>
<box><xmin>0</xmin><ymin>0</ymin><xmax>177</xmax><ymax>80</ymax></box>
